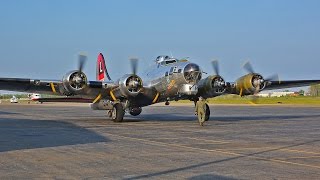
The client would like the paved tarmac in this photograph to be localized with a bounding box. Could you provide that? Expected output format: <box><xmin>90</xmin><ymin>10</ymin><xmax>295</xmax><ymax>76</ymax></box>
<box><xmin>0</xmin><ymin>103</ymin><xmax>319</xmax><ymax>179</ymax></box>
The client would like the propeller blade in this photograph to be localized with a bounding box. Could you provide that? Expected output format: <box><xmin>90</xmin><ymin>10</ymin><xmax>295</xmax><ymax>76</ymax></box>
<box><xmin>78</xmin><ymin>54</ymin><xmax>87</xmax><ymax>73</ymax></box>
<box><xmin>211</xmin><ymin>60</ymin><xmax>219</xmax><ymax>76</ymax></box>
<box><xmin>265</xmin><ymin>74</ymin><xmax>279</xmax><ymax>82</ymax></box>
<box><xmin>254</xmin><ymin>83</ymin><xmax>261</xmax><ymax>95</ymax></box>
<box><xmin>249</xmin><ymin>85</ymin><xmax>260</xmax><ymax>105</ymax></box>
<box><xmin>243</xmin><ymin>61</ymin><xmax>255</xmax><ymax>74</ymax></box>
<box><xmin>250</xmin><ymin>95</ymin><xmax>259</xmax><ymax>105</ymax></box>
<box><xmin>249</xmin><ymin>78</ymin><xmax>262</xmax><ymax>105</ymax></box>
<box><xmin>250</xmin><ymin>74</ymin><xmax>279</xmax><ymax>105</ymax></box>
<box><xmin>130</xmin><ymin>58</ymin><xmax>139</xmax><ymax>75</ymax></box>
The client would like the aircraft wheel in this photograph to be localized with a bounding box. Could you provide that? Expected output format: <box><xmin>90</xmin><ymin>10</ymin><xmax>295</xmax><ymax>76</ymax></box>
<box><xmin>112</xmin><ymin>103</ymin><xmax>124</xmax><ymax>122</ymax></box>
<box><xmin>205</xmin><ymin>103</ymin><xmax>210</xmax><ymax>121</ymax></box>
<box><xmin>129</xmin><ymin>107</ymin><xmax>142</xmax><ymax>116</ymax></box>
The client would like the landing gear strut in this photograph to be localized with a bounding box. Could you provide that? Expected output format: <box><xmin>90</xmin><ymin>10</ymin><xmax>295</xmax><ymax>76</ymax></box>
<box><xmin>111</xmin><ymin>103</ymin><xmax>125</xmax><ymax>122</ymax></box>
<box><xmin>107</xmin><ymin>110</ymin><xmax>112</xmax><ymax>118</ymax></box>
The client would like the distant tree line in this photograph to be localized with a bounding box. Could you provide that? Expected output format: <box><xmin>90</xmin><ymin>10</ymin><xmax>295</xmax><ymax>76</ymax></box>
<box><xmin>0</xmin><ymin>94</ymin><xmax>29</xmax><ymax>99</ymax></box>
<box><xmin>309</xmin><ymin>84</ymin><xmax>320</xmax><ymax>96</ymax></box>
<box><xmin>0</xmin><ymin>93</ymin><xmax>61</xmax><ymax>99</ymax></box>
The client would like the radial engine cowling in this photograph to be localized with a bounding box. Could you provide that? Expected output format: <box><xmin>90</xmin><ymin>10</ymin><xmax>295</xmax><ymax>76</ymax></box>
<box><xmin>235</xmin><ymin>73</ymin><xmax>265</xmax><ymax>95</ymax></box>
<box><xmin>116</xmin><ymin>74</ymin><xmax>143</xmax><ymax>98</ymax></box>
<box><xmin>198</xmin><ymin>75</ymin><xmax>226</xmax><ymax>98</ymax></box>
<box><xmin>61</xmin><ymin>70</ymin><xmax>88</xmax><ymax>95</ymax></box>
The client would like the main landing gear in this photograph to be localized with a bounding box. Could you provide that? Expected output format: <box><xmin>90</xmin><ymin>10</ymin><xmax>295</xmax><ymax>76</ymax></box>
<box><xmin>205</xmin><ymin>103</ymin><xmax>210</xmax><ymax>121</ymax></box>
<box><xmin>111</xmin><ymin>103</ymin><xmax>125</xmax><ymax>122</ymax></box>
<box><xmin>108</xmin><ymin>103</ymin><xmax>142</xmax><ymax>122</ymax></box>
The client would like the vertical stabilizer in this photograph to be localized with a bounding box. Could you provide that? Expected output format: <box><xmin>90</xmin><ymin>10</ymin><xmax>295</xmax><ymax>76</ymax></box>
<box><xmin>96</xmin><ymin>53</ymin><xmax>112</xmax><ymax>81</ymax></box>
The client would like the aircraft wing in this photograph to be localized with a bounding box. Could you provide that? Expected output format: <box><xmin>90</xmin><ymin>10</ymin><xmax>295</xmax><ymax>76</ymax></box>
<box><xmin>0</xmin><ymin>77</ymin><xmax>118</xmax><ymax>100</ymax></box>
<box><xmin>264</xmin><ymin>80</ymin><xmax>320</xmax><ymax>90</ymax></box>
<box><xmin>0</xmin><ymin>77</ymin><xmax>61</xmax><ymax>95</ymax></box>
<box><xmin>197</xmin><ymin>75</ymin><xmax>320</xmax><ymax>98</ymax></box>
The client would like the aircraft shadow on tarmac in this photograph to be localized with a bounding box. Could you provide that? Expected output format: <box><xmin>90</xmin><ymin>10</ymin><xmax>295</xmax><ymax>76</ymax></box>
<box><xmin>187</xmin><ymin>174</ymin><xmax>238</xmax><ymax>180</ymax></box>
<box><xmin>212</xmin><ymin>114</ymin><xmax>320</xmax><ymax>122</ymax></box>
<box><xmin>125</xmin><ymin>139</ymin><xmax>320</xmax><ymax>180</ymax></box>
<box><xmin>0</xmin><ymin>111</ymin><xmax>20</xmax><ymax>115</ymax></box>
<box><xmin>0</xmin><ymin>118</ymin><xmax>109</xmax><ymax>153</ymax></box>
<box><xmin>126</xmin><ymin>113</ymin><xmax>320</xmax><ymax>122</ymax></box>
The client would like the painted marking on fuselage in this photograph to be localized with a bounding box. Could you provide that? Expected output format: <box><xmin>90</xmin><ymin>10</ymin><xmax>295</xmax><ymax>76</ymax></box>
<box><xmin>50</xmin><ymin>82</ymin><xmax>57</xmax><ymax>93</ymax></box>
<box><xmin>167</xmin><ymin>80</ymin><xmax>176</xmax><ymax>90</ymax></box>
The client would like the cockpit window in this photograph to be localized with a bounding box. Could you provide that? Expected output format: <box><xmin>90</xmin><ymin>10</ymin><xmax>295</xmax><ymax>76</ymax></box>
<box><xmin>156</xmin><ymin>56</ymin><xmax>168</xmax><ymax>63</ymax></box>
<box><xmin>157</xmin><ymin>56</ymin><xmax>179</xmax><ymax>66</ymax></box>
<box><xmin>165</xmin><ymin>59</ymin><xmax>177</xmax><ymax>64</ymax></box>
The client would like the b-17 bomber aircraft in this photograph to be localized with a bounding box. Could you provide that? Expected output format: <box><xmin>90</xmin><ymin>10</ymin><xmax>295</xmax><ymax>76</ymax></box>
<box><xmin>1</xmin><ymin>53</ymin><xmax>320</xmax><ymax>122</ymax></box>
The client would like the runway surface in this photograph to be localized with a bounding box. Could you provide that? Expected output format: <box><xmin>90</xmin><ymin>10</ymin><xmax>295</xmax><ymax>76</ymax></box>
<box><xmin>0</xmin><ymin>103</ymin><xmax>320</xmax><ymax>179</ymax></box>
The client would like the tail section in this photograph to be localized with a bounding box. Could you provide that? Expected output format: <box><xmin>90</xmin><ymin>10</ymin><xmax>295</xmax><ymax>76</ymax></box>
<box><xmin>96</xmin><ymin>53</ymin><xmax>112</xmax><ymax>81</ymax></box>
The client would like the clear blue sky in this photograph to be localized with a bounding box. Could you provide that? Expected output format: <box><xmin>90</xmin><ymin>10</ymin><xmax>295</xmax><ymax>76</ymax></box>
<box><xmin>0</xmin><ymin>0</ymin><xmax>320</xmax><ymax>83</ymax></box>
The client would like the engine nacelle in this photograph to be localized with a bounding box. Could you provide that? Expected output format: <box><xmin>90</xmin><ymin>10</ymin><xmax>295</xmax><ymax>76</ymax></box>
<box><xmin>115</xmin><ymin>74</ymin><xmax>143</xmax><ymax>98</ymax></box>
<box><xmin>235</xmin><ymin>73</ymin><xmax>265</xmax><ymax>95</ymax></box>
<box><xmin>198</xmin><ymin>75</ymin><xmax>226</xmax><ymax>98</ymax></box>
<box><xmin>61</xmin><ymin>70</ymin><xmax>88</xmax><ymax>95</ymax></box>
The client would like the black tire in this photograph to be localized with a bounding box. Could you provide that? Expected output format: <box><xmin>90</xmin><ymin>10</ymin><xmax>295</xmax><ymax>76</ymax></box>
<box><xmin>129</xmin><ymin>107</ymin><xmax>142</xmax><ymax>116</ymax></box>
<box><xmin>112</xmin><ymin>103</ymin><xmax>124</xmax><ymax>122</ymax></box>
<box><xmin>205</xmin><ymin>103</ymin><xmax>210</xmax><ymax>121</ymax></box>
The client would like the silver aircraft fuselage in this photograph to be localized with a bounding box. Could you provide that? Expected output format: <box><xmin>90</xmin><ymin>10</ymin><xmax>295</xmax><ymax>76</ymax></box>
<box><xmin>141</xmin><ymin>56</ymin><xmax>202</xmax><ymax>101</ymax></box>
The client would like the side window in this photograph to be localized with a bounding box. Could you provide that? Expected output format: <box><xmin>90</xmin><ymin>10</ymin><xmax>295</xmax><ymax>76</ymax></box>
<box><xmin>165</xmin><ymin>72</ymin><xmax>169</xmax><ymax>76</ymax></box>
<box><xmin>173</xmin><ymin>66</ymin><xmax>178</xmax><ymax>73</ymax></box>
<box><xmin>169</xmin><ymin>67</ymin><xmax>174</xmax><ymax>75</ymax></box>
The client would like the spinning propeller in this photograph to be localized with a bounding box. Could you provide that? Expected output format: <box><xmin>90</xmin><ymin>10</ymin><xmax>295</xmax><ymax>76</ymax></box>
<box><xmin>78</xmin><ymin>54</ymin><xmax>87</xmax><ymax>74</ymax></box>
<box><xmin>242</xmin><ymin>61</ymin><xmax>279</xmax><ymax>104</ymax></box>
<box><xmin>211</xmin><ymin>60</ymin><xmax>220</xmax><ymax>76</ymax></box>
<box><xmin>127</xmin><ymin>57</ymin><xmax>142</xmax><ymax>92</ymax></box>
<box><xmin>130</xmin><ymin>57</ymin><xmax>139</xmax><ymax>75</ymax></box>
<box><xmin>69</xmin><ymin>54</ymin><xmax>88</xmax><ymax>89</ymax></box>
<box><xmin>211</xmin><ymin>59</ymin><xmax>226</xmax><ymax>89</ymax></box>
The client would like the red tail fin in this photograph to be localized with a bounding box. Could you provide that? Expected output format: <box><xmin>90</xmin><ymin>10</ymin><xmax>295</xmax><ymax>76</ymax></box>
<box><xmin>96</xmin><ymin>53</ymin><xmax>111</xmax><ymax>81</ymax></box>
